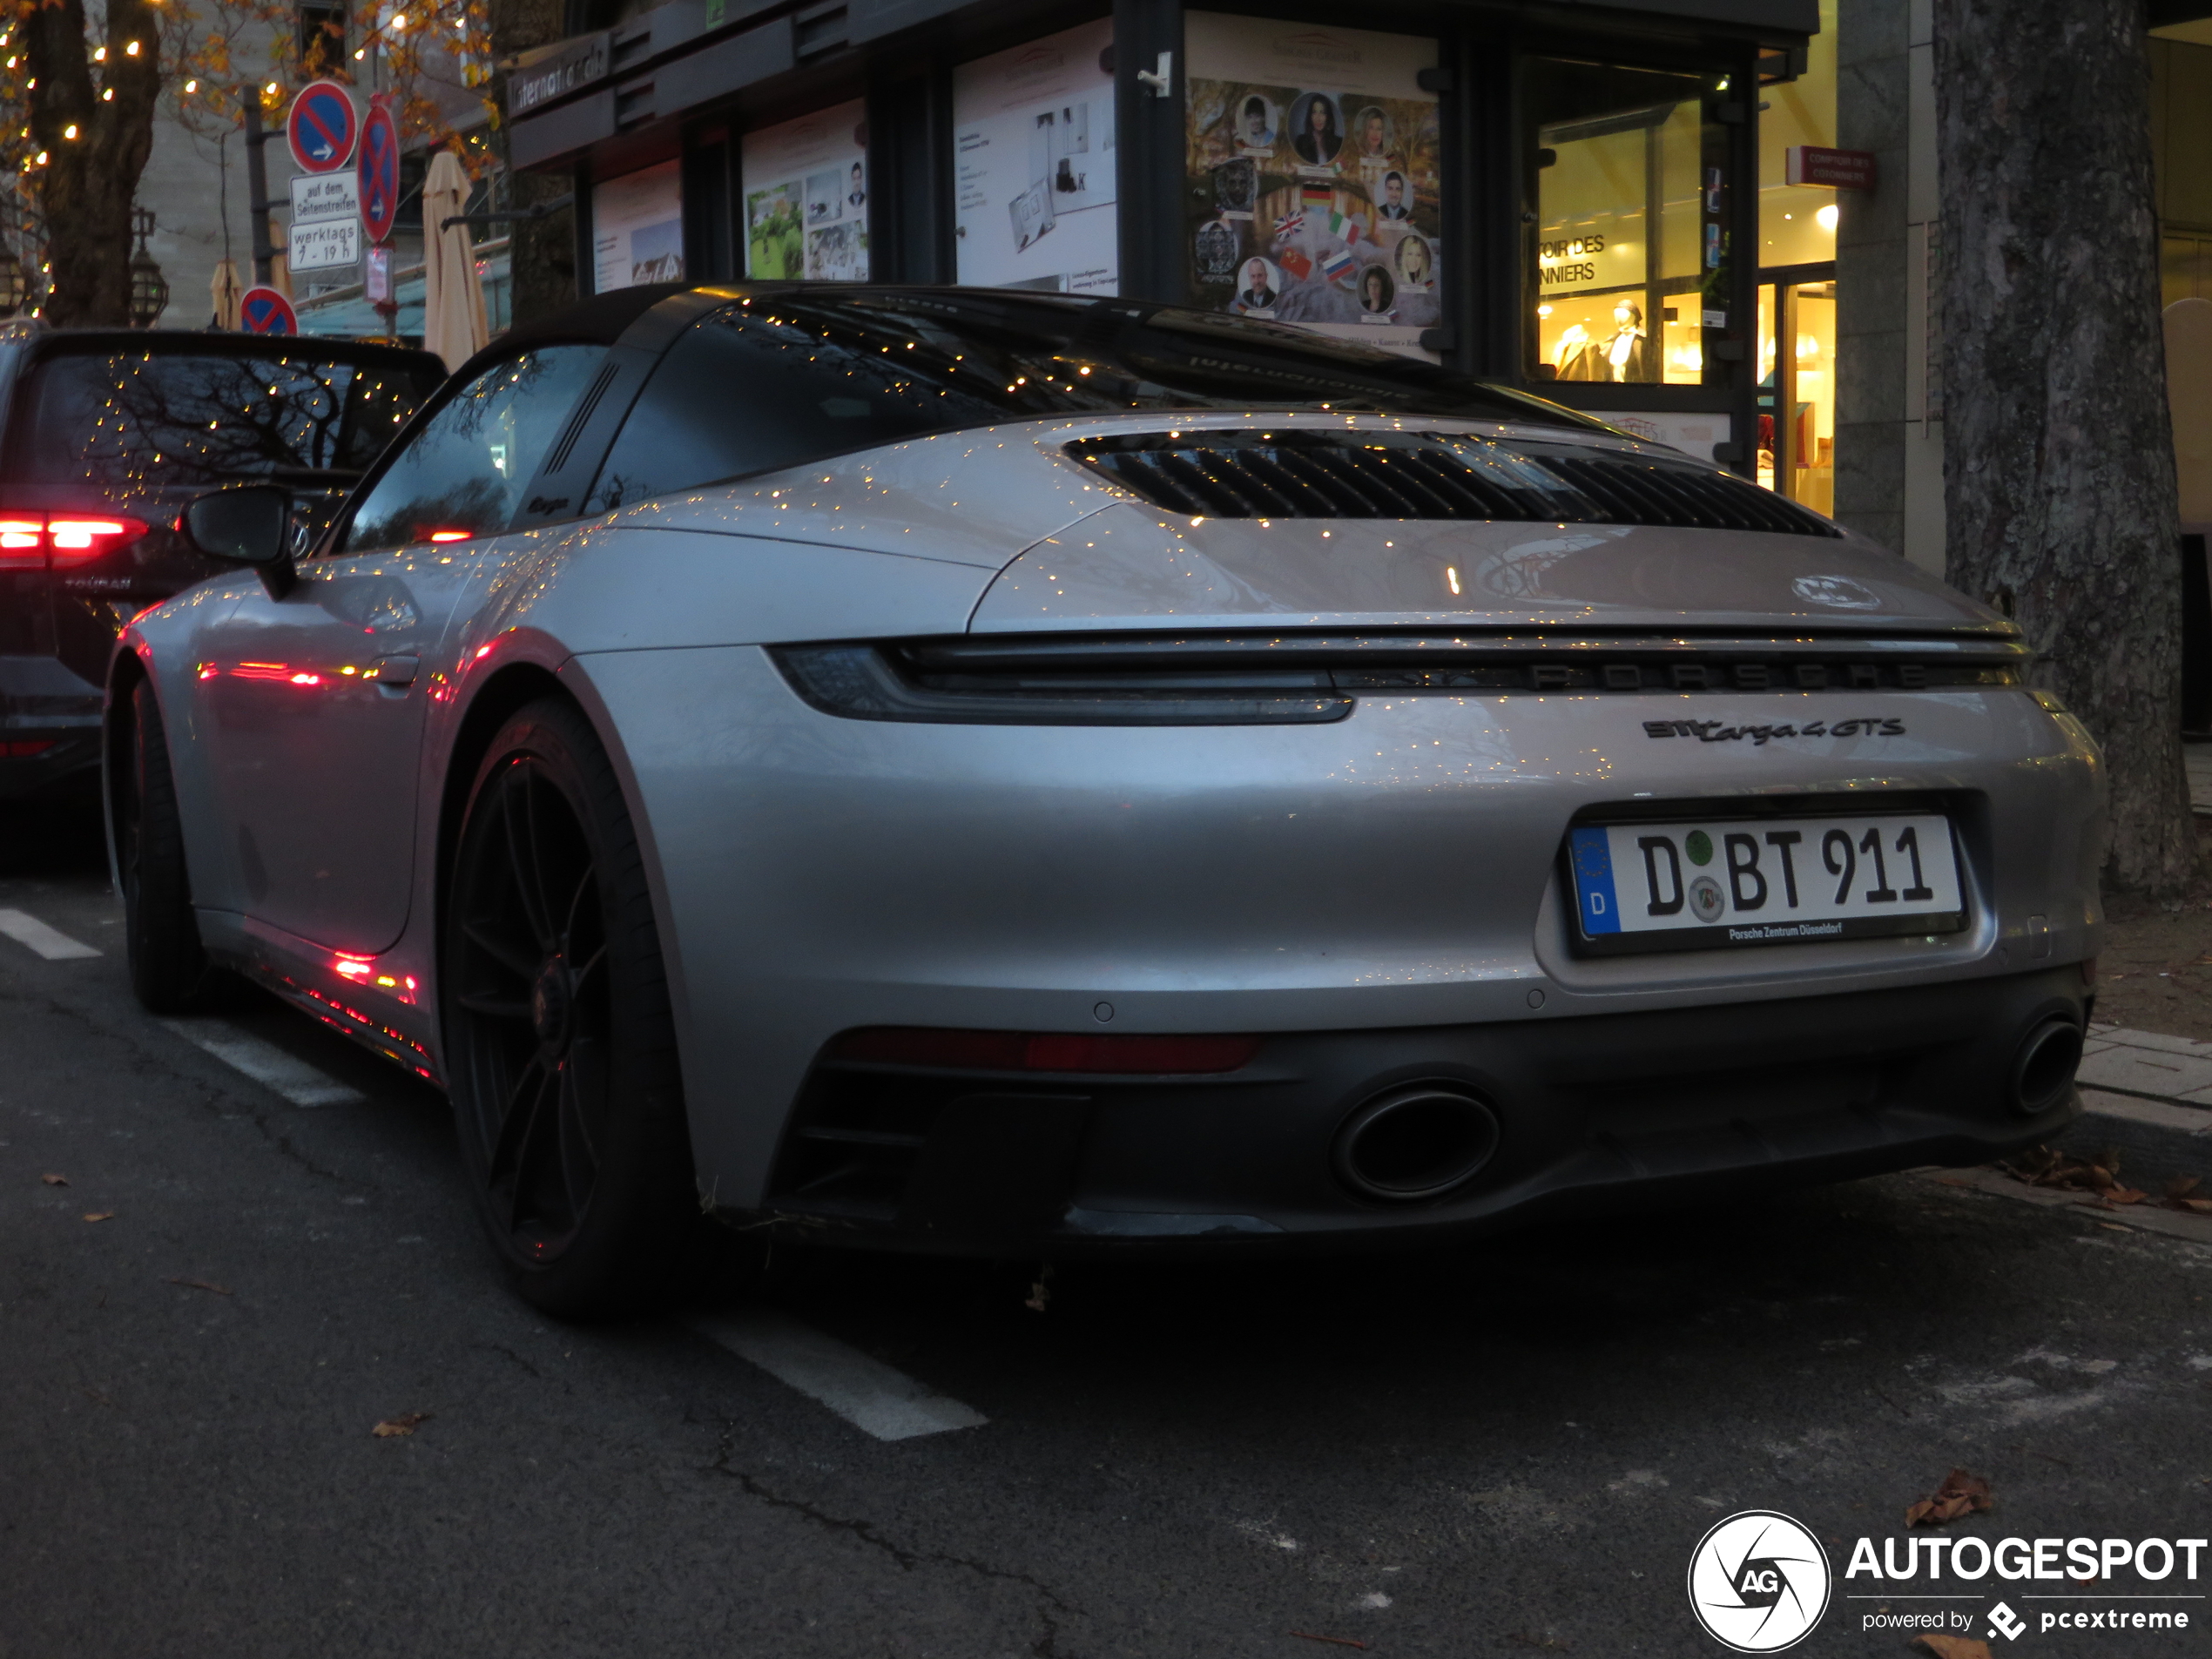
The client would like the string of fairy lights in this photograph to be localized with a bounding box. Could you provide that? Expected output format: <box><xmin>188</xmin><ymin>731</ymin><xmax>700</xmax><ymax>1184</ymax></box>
<box><xmin>0</xmin><ymin>0</ymin><xmax>493</xmax><ymax>320</ymax></box>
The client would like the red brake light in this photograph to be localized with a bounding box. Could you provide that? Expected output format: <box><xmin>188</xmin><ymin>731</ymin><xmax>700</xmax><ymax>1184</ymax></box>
<box><xmin>828</xmin><ymin>1027</ymin><xmax>1259</xmax><ymax>1074</ymax></box>
<box><xmin>0</xmin><ymin>513</ymin><xmax>151</xmax><ymax>569</ymax></box>
<box><xmin>47</xmin><ymin>515</ymin><xmax>150</xmax><ymax>566</ymax></box>
<box><xmin>0</xmin><ymin>518</ymin><xmax>44</xmax><ymax>569</ymax></box>
<box><xmin>427</xmin><ymin>529</ymin><xmax>471</xmax><ymax>543</ymax></box>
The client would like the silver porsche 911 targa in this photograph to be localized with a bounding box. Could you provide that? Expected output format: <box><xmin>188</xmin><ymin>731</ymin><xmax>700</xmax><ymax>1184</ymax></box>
<box><xmin>107</xmin><ymin>283</ymin><xmax>2101</xmax><ymax>1315</ymax></box>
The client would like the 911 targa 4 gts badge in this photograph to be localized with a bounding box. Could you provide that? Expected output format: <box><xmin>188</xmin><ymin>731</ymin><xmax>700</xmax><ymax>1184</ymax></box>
<box><xmin>1644</xmin><ymin>718</ymin><xmax>1906</xmax><ymax>745</ymax></box>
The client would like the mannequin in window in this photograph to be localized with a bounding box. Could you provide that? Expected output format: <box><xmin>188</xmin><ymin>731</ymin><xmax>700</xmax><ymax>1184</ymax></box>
<box><xmin>1554</xmin><ymin>322</ymin><xmax>1596</xmax><ymax>380</ymax></box>
<box><xmin>1600</xmin><ymin>299</ymin><xmax>1656</xmax><ymax>382</ymax></box>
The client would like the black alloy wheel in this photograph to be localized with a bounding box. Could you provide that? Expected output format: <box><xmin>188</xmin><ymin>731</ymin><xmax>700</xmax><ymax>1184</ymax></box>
<box><xmin>116</xmin><ymin>677</ymin><xmax>211</xmax><ymax>1012</ymax></box>
<box><xmin>444</xmin><ymin>698</ymin><xmax>703</xmax><ymax>1318</ymax></box>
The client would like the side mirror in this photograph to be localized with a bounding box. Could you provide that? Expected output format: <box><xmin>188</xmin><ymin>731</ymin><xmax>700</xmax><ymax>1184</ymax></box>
<box><xmin>179</xmin><ymin>485</ymin><xmax>291</xmax><ymax>565</ymax></box>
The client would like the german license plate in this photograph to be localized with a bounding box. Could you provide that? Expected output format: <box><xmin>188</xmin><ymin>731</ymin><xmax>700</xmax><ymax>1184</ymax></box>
<box><xmin>1567</xmin><ymin>813</ymin><xmax>1966</xmax><ymax>954</ymax></box>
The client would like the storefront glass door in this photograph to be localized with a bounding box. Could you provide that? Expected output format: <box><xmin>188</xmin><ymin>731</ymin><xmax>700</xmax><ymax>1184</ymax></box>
<box><xmin>1757</xmin><ymin>274</ymin><xmax>1836</xmax><ymax>513</ymax></box>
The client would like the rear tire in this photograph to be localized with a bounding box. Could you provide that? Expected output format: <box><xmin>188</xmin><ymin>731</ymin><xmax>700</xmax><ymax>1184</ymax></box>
<box><xmin>442</xmin><ymin>697</ymin><xmax>715</xmax><ymax>1318</ymax></box>
<box><xmin>116</xmin><ymin>678</ymin><xmax>210</xmax><ymax>1014</ymax></box>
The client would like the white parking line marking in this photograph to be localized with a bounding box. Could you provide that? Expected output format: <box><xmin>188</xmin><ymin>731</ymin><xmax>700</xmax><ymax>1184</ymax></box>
<box><xmin>0</xmin><ymin>908</ymin><xmax>102</xmax><ymax>961</ymax></box>
<box><xmin>690</xmin><ymin>1309</ymin><xmax>989</xmax><ymax>1441</ymax></box>
<box><xmin>158</xmin><ymin>1020</ymin><xmax>366</xmax><ymax>1108</ymax></box>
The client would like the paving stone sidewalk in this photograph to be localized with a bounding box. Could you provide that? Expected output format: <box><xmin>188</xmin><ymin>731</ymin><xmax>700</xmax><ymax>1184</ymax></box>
<box><xmin>2063</xmin><ymin>1023</ymin><xmax>2212</xmax><ymax>1184</ymax></box>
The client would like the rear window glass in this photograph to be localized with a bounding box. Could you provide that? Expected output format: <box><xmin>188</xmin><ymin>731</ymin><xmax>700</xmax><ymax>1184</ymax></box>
<box><xmin>3</xmin><ymin>348</ymin><xmax>442</xmax><ymax>496</ymax></box>
<box><xmin>584</xmin><ymin>290</ymin><xmax>1605</xmax><ymax>512</ymax></box>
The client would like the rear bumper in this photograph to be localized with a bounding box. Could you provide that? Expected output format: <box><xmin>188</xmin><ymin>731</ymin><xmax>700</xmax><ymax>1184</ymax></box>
<box><xmin>0</xmin><ymin>730</ymin><xmax>101</xmax><ymax>799</ymax></box>
<box><xmin>0</xmin><ymin>651</ymin><xmax>104</xmax><ymax>799</ymax></box>
<box><xmin>748</xmin><ymin>965</ymin><xmax>2087</xmax><ymax>1256</ymax></box>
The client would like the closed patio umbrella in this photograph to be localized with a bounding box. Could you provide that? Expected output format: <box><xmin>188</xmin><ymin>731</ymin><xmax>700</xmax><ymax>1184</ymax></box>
<box><xmin>210</xmin><ymin>258</ymin><xmax>241</xmax><ymax>329</ymax></box>
<box><xmin>421</xmin><ymin>151</ymin><xmax>488</xmax><ymax>372</ymax></box>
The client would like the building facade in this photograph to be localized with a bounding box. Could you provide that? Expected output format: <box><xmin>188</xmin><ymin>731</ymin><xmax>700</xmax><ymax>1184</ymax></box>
<box><xmin>503</xmin><ymin>0</ymin><xmax>1824</xmax><ymax>471</ymax></box>
<box><xmin>1830</xmin><ymin>0</ymin><xmax>2212</xmax><ymax>574</ymax></box>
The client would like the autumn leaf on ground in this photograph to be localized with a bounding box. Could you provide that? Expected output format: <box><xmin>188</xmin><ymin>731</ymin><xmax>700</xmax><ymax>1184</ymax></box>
<box><xmin>40</xmin><ymin>1173</ymin><xmax>66</xmax><ymax>1186</ymax></box>
<box><xmin>1912</xmin><ymin>1636</ymin><xmax>1993</xmax><ymax>1659</ymax></box>
<box><xmin>372</xmin><ymin>1412</ymin><xmax>432</xmax><ymax>1438</ymax></box>
<box><xmin>1905</xmin><ymin>1467</ymin><xmax>1993</xmax><ymax>1527</ymax></box>
<box><xmin>82</xmin><ymin>1211</ymin><xmax>115</xmax><ymax>1223</ymax></box>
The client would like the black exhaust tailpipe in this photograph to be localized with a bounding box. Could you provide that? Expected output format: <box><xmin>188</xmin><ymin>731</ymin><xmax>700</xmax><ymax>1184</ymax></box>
<box><xmin>1334</xmin><ymin>1085</ymin><xmax>1501</xmax><ymax>1201</ymax></box>
<box><xmin>2010</xmin><ymin>1017</ymin><xmax>2084</xmax><ymax>1116</ymax></box>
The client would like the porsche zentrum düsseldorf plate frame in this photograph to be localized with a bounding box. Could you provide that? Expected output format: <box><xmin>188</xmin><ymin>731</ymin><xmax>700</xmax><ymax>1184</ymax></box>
<box><xmin>1566</xmin><ymin>812</ymin><xmax>1969</xmax><ymax>955</ymax></box>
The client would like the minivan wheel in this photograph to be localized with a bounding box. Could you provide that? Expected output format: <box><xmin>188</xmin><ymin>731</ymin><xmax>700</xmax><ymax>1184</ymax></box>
<box><xmin>443</xmin><ymin>698</ymin><xmax>718</xmax><ymax>1319</ymax></box>
<box><xmin>116</xmin><ymin>678</ymin><xmax>210</xmax><ymax>1014</ymax></box>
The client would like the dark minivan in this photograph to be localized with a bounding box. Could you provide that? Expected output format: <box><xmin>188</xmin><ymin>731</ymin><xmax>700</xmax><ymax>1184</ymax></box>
<box><xmin>0</xmin><ymin>324</ymin><xmax>446</xmax><ymax>799</ymax></box>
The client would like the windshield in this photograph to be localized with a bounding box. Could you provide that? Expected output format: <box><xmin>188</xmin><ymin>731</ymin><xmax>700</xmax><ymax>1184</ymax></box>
<box><xmin>3</xmin><ymin>347</ymin><xmax>442</xmax><ymax>496</ymax></box>
<box><xmin>584</xmin><ymin>288</ymin><xmax>1609</xmax><ymax>509</ymax></box>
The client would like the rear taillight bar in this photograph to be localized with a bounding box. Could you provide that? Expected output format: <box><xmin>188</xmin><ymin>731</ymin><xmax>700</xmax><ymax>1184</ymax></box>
<box><xmin>0</xmin><ymin>513</ymin><xmax>152</xmax><ymax>570</ymax></box>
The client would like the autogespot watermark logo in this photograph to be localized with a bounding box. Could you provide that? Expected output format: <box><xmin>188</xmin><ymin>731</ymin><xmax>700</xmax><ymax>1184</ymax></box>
<box><xmin>1687</xmin><ymin>1511</ymin><xmax>1832</xmax><ymax>1652</ymax></box>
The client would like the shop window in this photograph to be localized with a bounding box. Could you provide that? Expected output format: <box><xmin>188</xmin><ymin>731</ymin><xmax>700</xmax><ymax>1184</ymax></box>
<box><xmin>2168</xmin><ymin>234</ymin><xmax>2212</xmax><ymax>308</ymax></box>
<box><xmin>1756</xmin><ymin>278</ymin><xmax>1835</xmax><ymax>513</ymax></box>
<box><xmin>1525</xmin><ymin>57</ymin><xmax>1728</xmax><ymax>386</ymax></box>
<box><xmin>591</xmin><ymin>160</ymin><xmax>684</xmax><ymax>293</ymax></box>
<box><xmin>741</xmin><ymin>100</ymin><xmax>870</xmax><ymax>280</ymax></box>
<box><xmin>953</xmin><ymin>19</ymin><xmax>1118</xmax><ymax>296</ymax></box>
<box><xmin>1757</xmin><ymin>0</ymin><xmax>1838</xmax><ymax>270</ymax></box>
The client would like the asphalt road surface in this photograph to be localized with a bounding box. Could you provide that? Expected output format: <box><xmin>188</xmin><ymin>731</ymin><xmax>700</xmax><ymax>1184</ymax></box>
<box><xmin>4</xmin><ymin>800</ymin><xmax>2209</xmax><ymax>1659</ymax></box>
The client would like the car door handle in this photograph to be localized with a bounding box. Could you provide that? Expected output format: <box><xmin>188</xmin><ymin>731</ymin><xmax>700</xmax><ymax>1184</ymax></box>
<box><xmin>369</xmin><ymin>655</ymin><xmax>419</xmax><ymax>687</ymax></box>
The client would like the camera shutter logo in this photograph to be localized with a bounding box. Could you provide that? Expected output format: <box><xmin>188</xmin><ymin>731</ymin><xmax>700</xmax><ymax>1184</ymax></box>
<box><xmin>1687</xmin><ymin>1510</ymin><xmax>1831</xmax><ymax>1652</ymax></box>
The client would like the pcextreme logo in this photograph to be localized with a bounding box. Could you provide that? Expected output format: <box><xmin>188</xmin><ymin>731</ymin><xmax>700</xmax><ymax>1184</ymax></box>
<box><xmin>1687</xmin><ymin>1511</ymin><xmax>1833</xmax><ymax>1652</ymax></box>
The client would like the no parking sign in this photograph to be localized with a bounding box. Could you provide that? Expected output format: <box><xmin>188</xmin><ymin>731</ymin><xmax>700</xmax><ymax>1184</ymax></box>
<box><xmin>287</xmin><ymin>80</ymin><xmax>358</xmax><ymax>173</ymax></box>
<box><xmin>239</xmin><ymin>286</ymin><xmax>297</xmax><ymax>334</ymax></box>
<box><xmin>358</xmin><ymin>98</ymin><xmax>401</xmax><ymax>244</ymax></box>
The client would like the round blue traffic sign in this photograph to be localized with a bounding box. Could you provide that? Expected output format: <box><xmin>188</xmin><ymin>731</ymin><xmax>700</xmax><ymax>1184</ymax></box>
<box><xmin>359</xmin><ymin>99</ymin><xmax>401</xmax><ymax>243</ymax></box>
<box><xmin>287</xmin><ymin>79</ymin><xmax>358</xmax><ymax>174</ymax></box>
<box><xmin>239</xmin><ymin>286</ymin><xmax>297</xmax><ymax>334</ymax></box>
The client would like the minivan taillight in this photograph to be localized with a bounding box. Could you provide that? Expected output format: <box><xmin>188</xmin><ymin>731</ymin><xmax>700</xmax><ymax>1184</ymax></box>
<box><xmin>0</xmin><ymin>512</ymin><xmax>151</xmax><ymax>569</ymax></box>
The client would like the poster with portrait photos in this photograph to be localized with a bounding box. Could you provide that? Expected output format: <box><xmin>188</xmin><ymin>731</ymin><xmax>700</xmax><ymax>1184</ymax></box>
<box><xmin>742</xmin><ymin>99</ymin><xmax>870</xmax><ymax>281</ymax></box>
<box><xmin>1184</xmin><ymin>14</ymin><xmax>1441</xmax><ymax>361</ymax></box>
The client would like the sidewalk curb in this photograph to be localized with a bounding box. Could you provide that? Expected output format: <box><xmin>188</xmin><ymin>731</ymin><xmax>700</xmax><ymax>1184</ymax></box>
<box><xmin>1920</xmin><ymin>1166</ymin><xmax>2212</xmax><ymax>1246</ymax></box>
<box><xmin>2059</xmin><ymin>1085</ymin><xmax>2212</xmax><ymax>1190</ymax></box>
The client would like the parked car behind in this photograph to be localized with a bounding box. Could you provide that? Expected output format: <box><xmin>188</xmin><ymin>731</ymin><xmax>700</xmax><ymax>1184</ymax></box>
<box><xmin>0</xmin><ymin>324</ymin><xmax>445</xmax><ymax>799</ymax></box>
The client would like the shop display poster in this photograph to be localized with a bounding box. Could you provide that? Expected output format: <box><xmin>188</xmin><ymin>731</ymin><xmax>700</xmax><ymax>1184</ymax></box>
<box><xmin>1184</xmin><ymin>14</ymin><xmax>1440</xmax><ymax>360</ymax></box>
<box><xmin>743</xmin><ymin>101</ymin><xmax>870</xmax><ymax>281</ymax></box>
<box><xmin>591</xmin><ymin>160</ymin><xmax>685</xmax><ymax>293</ymax></box>
<box><xmin>954</xmin><ymin>19</ymin><xmax>1117</xmax><ymax>296</ymax></box>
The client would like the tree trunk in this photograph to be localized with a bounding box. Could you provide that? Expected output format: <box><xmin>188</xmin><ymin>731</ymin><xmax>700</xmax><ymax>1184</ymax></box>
<box><xmin>1934</xmin><ymin>0</ymin><xmax>2194</xmax><ymax>898</ymax></box>
<box><xmin>27</xmin><ymin>0</ymin><xmax>162</xmax><ymax>325</ymax></box>
<box><xmin>489</xmin><ymin>0</ymin><xmax>578</xmax><ymax>327</ymax></box>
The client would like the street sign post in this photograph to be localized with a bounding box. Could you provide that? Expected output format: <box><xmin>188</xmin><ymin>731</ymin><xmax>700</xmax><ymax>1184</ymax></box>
<box><xmin>287</xmin><ymin>80</ymin><xmax>358</xmax><ymax>174</ymax></box>
<box><xmin>290</xmin><ymin>172</ymin><xmax>360</xmax><ymax>223</ymax></box>
<box><xmin>288</xmin><ymin>218</ymin><xmax>361</xmax><ymax>272</ymax></box>
<box><xmin>239</xmin><ymin>286</ymin><xmax>298</xmax><ymax>334</ymax></box>
<box><xmin>365</xmin><ymin>245</ymin><xmax>392</xmax><ymax>307</ymax></box>
<box><xmin>358</xmin><ymin>98</ymin><xmax>400</xmax><ymax>244</ymax></box>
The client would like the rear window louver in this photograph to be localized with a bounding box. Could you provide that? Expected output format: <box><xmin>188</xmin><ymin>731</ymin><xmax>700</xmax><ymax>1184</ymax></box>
<box><xmin>1067</xmin><ymin>431</ymin><xmax>1842</xmax><ymax>538</ymax></box>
